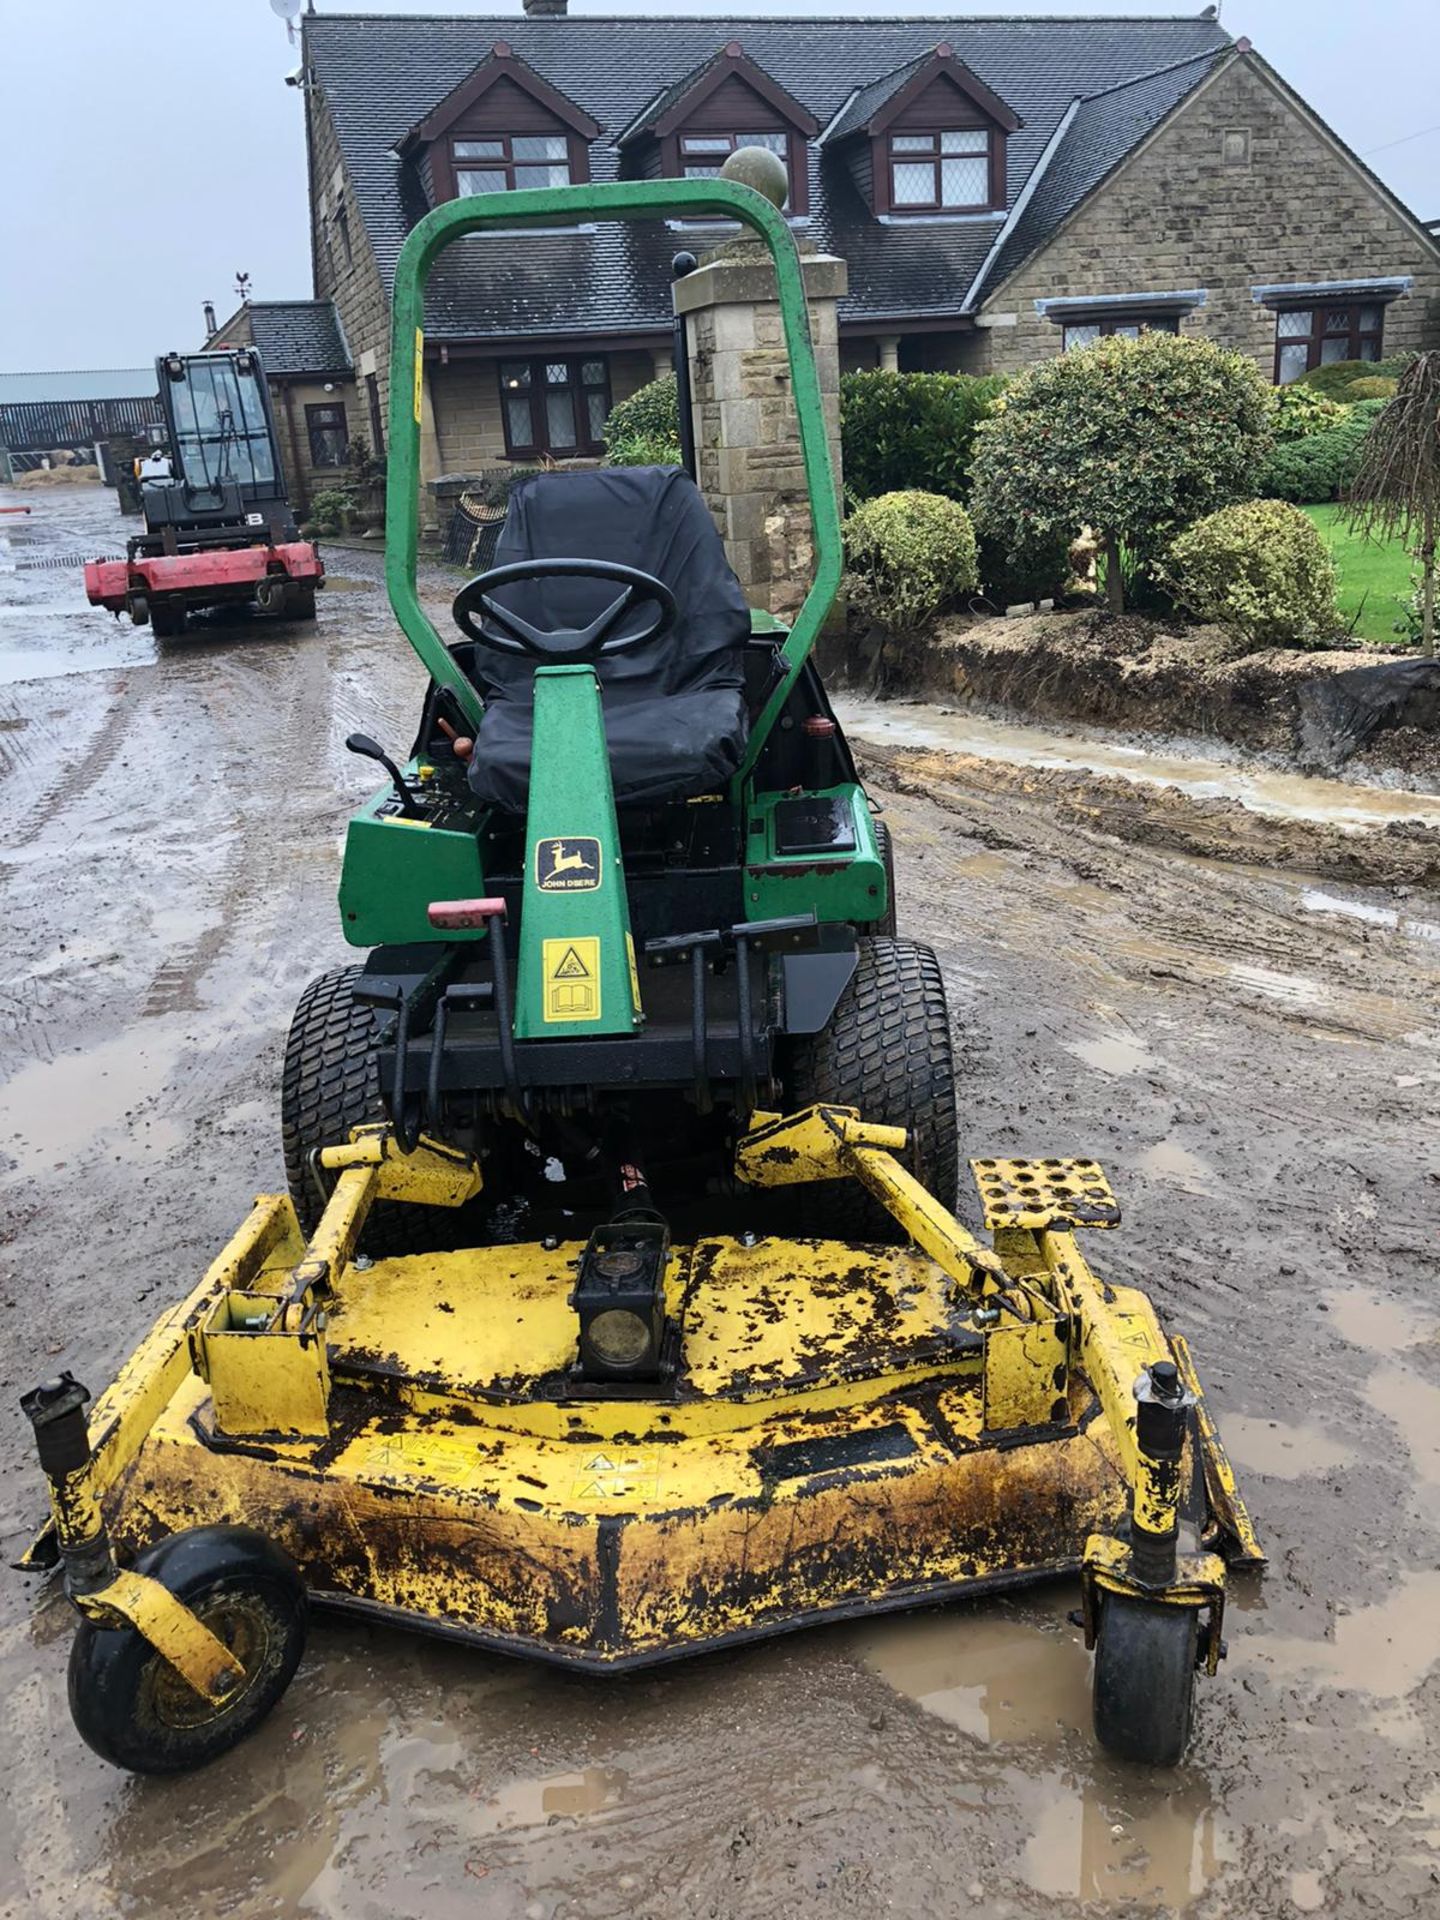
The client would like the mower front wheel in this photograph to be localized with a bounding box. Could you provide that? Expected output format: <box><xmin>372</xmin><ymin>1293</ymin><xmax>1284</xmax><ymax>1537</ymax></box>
<box><xmin>781</xmin><ymin>934</ymin><xmax>958</xmax><ymax>1240</ymax></box>
<box><xmin>1091</xmin><ymin>1592</ymin><xmax>1199</xmax><ymax>1766</ymax></box>
<box><xmin>68</xmin><ymin>1526</ymin><xmax>307</xmax><ymax>1774</ymax></box>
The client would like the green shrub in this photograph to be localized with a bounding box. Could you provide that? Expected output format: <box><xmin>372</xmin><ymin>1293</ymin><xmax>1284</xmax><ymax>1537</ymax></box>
<box><xmin>977</xmin><ymin>528</ymin><xmax>1071</xmax><ymax>607</ymax></box>
<box><xmin>309</xmin><ymin>486</ymin><xmax>358</xmax><ymax>533</ymax></box>
<box><xmin>1271</xmin><ymin>384</ymin><xmax>1347</xmax><ymax>441</ymax></box>
<box><xmin>840</xmin><ymin>369</ymin><xmax>1006</xmax><ymax>504</ymax></box>
<box><xmin>969</xmin><ymin>333</ymin><xmax>1273</xmax><ymax>611</ymax></box>
<box><xmin>604</xmin><ymin>375</ymin><xmax>679</xmax><ymax>448</ymax></box>
<box><xmin>845</xmin><ymin>489</ymin><xmax>979</xmax><ymax>632</ymax></box>
<box><xmin>605</xmin><ymin>430</ymin><xmax>682</xmax><ymax>468</ymax></box>
<box><xmin>1340</xmin><ymin>375</ymin><xmax>1398</xmax><ymax>402</ymax></box>
<box><xmin>1298</xmin><ymin>358</ymin><xmax>1407</xmax><ymax>401</ymax></box>
<box><xmin>1254</xmin><ymin>398</ymin><xmax>1387</xmax><ymax>503</ymax></box>
<box><xmin>1165</xmin><ymin>498</ymin><xmax>1340</xmax><ymax>646</ymax></box>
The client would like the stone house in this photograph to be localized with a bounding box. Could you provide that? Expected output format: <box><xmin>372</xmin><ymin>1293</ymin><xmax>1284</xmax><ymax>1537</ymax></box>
<box><xmin>201</xmin><ymin>300</ymin><xmax>358</xmax><ymax>517</ymax></box>
<box><xmin>290</xmin><ymin>1</ymin><xmax>1440</xmax><ymax>495</ymax></box>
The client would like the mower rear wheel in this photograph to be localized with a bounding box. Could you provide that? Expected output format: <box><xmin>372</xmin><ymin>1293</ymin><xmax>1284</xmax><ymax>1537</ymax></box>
<box><xmin>864</xmin><ymin>818</ymin><xmax>897</xmax><ymax>936</ymax></box>
<box><xmin>68</xmin><ymin>1525</ymin><xmax>307</xmax><ymax>1774</ymax></box>
<box><xmin>781</xmin><ymin>934</ymin><xmax>958</xmax><ymax>1240</ymax></box>
<box><xmin>286</xmin><ymin>583</ymin><xmax>318</xmax><ymax>622</ymax></box>
<box><xmin>281</xmin><ymin>966</ymin><xmax>459</xmax><ymax>1255</ymax></box>
<box><xmin>149</xmin><ymin>601</ymin><xmax>187</xmax><ymax>639</ymax></box>
<box><xmin>1092</xmin><ymin>1592</ymin><xmax>1199</xmax><ymax>1766</ymax></box>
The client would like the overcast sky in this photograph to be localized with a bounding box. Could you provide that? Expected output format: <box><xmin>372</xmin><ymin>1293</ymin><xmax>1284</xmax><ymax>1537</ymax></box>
<box><xmin>2</xmin><ymin>0</ymin><xmax>1435</xmax><ymax>370</ymax></box>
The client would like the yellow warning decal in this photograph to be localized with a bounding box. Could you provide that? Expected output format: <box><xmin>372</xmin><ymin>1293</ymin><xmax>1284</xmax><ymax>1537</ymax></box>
<box><xmin>570</xmin><ymin>1450</ymin><xmax>662</xmax><ymax>1503</ymax></box>
<box><xmin>543</xmin><ymin>937</ymin><xmax>601</xmax><ymax>1023</ymax></box>
<box><xmin>413</xmin><ymin>329</ymin><xmax>424</xmax><ymax>423</ymax></box>
<box><xmin>626</xmin><ymin>932</ymin><xmax>642</xmax><ymax>1013</ymax></box>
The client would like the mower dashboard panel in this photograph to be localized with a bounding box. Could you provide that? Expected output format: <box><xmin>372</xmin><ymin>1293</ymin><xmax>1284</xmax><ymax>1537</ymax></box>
<box><xmin>744</xmin><ymin>784</ymin><xmax>884</xmax><ymax>927</ymax></box>
<box><xmin>339</xmin><ymin>765</ymin><xmax>491</xmax><ymax>946</ymax></box>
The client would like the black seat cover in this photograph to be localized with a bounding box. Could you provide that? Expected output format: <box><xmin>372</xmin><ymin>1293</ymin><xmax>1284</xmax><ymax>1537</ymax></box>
<box><xmin>466</xmin><ymin>466</ymin><xmax>751</xmax><ymax>812</ymax></box>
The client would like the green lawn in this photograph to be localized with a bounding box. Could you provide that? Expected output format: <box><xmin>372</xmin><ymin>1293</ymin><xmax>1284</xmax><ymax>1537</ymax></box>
<box><xmin>1302</xmin><ymin>503</ymin><xmax>1413</xmax><ymax>646</ymax></box>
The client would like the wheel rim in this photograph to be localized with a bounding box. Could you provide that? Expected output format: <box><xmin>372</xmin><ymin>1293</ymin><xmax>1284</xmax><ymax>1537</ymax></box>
<box><xmin>143</xmin><ymin>1595</ymin><xmax>272</xmax><ymax>1730</ymax></box>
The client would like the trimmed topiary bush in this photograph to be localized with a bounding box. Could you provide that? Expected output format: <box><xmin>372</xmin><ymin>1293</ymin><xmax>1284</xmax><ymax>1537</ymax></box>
<box><xmin>1340</xmin><ymin>376</ymin><xmax>1399</xmax><ymax>402</ymax></box>
<box><xmin>1165</xmin><ymin>498</ymin><xmax>1340</xmax><ymax>647</ymax></box>
<box><xmin>969</xmin><ymin>332</ymin><xmax>1273</xmax><ymax>611</ymax></box>
<box><xmin>605</xmin><ymin>431</ymin><xmax>683</xmax><ymax>468</ymax></box>
<box><xmin>840</xmin><ymin>369</ymin><xmax>1007</xmax><ymax>504</ymax></box>
<box><xmin>845</xmin><ymin>489</ymin><xmax>979</xmax><ymax>632</ymax></box>
<box><xmin>1255</xmin><ymin>397</ymin><xmax>1388</xmax><ymax>503</ymax></box>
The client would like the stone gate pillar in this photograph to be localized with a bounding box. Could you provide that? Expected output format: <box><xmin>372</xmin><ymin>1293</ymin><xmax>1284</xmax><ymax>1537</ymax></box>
<box><xmin>674</xmin><ymin>240</ymin><xmax>846</xmax><ymax>618</ymax></box>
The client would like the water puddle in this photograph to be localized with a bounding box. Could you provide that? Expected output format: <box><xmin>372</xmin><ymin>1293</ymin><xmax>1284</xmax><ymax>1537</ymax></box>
<box><xmin>473</xmin><ymin>1764</ymin><xmax>630</xmax><ymax>1833</ymax></box>
<box><xmin>1300</xmin><ymin>887</ymin><xmax>1440</xmax><ymax>945</ymax></box>
<box><xmin>847</xmin><ymin>1595</ymin><xmax>1090</xmax><ymax>1745</ymax></box>
<box><xmin>1362</xmin><ymin>1364</ymin><xmax>1440</xmax><ymax>1491</ymax></box>
<box><xmin>1324</xmin><ymin>1286</ymin><xmax>1432</xmax><ymax>1355</ymax></box>
<box><xmin>0</xmin><ymin>1029</ymin><xmax>187</xmax><ymax>1172</ymax></box>
<box><xmin>835</xmin><ymin>697</ymin><xmax>1440</xmax><ymax>830</ymax></box>
<box><xmin>1020</xmin><ymin>1770</ymin><xmax>1232</xmax><ymax>1908</ymax></box>
<box><xmin>1220</xmin><ymin>1413</ymin><xmax>1353</xmax><ymax>1480</ymax></box>
<box><xmin>1136</xmin><ymin>1138</ymin><xmax>1216</xmax><ymax>1192</ymax></box>
<box><xmin>1066</xmin><ymin>1033</ymin><xmax>1155</xmax><ymax>1077</ymax></box>
<box><xmin>1251</xmin><ymin>1568</ymin><xmax>1440</xmax><ymax>1698</ymax></box>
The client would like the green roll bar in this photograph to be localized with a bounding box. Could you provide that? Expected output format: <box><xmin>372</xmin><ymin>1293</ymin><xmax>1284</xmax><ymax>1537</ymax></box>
<box><xmin>384</xmin><ymin>177</ymin><xmax>842</xmax><ymax>770</ymax></box>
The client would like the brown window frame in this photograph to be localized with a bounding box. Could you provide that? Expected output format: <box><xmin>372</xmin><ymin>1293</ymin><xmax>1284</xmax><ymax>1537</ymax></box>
<box><xmin>497</xmin><ymin>356</ymin><xmax>611</xmax><ymax>460</ymax></box>
<box><xmin>305</xmin><ymin>402</ymin><xmax>349</xmax><ymax>469</ymax></box>
<box><xmin>887</xmin><ymin>129</ymin><xmax>993</xmax><ymax>214</ymax></box>
<box><xmin>1061</xmin><ymin>314</ymin><xmax>1181</xmax><ymax>351</ymax></box>
<box><xmin>677</xmin><ymin>129</ymin><xmax>795</xmax><ymax>208</ymax></box>
<box><xmin>1272</xmin><ymin>301</ymin><xmax>1385</xmax><ymax>384</ymax></box>
<box><xmin>451</xmin><ymin>133</ymin><xmax>575</xmax><ymax>196</ymax></box>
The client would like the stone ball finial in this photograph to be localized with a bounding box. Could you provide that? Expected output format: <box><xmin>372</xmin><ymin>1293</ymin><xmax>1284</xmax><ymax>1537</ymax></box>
<box><xmin>720</xmin><ymin>144</ymin><xmax>788</xmax><ymax>209</ymax></box>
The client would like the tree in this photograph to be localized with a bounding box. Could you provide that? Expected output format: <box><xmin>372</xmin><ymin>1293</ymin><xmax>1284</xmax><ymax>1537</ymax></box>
<box><xmin>1345</xmin><ymin>352</ymin><xmax>1440</xmax><ymax>657</ymax></box>
<box><xmin>969</xmin><ymin>333</ymin><xmax>1273</xmax><ymax>612</ymax></box>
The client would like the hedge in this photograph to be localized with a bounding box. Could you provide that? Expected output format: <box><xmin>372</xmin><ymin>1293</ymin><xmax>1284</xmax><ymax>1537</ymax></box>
<box><xmin>1254</xmin><ymin>398</ymin><xmax>1389</xmax><ymax>503</ymax></box>
<box><xmin>840</xmin><ymin>369</ymin><xmax>1006</xmax><ymax>503</ymax></box>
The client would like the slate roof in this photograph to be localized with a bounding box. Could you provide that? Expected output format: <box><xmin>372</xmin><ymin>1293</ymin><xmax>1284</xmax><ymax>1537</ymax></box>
<box><xmin>981</xmin><ymin>48</ymin><xmax>1227</xmax><ymax>291</ymax></box>
<box><xmin>820</xmin><ymin>51</ymin><xmax>936</xmax><ymax>147</ymax></box>
<box><xmin>236</xmin><ymin>302</ymin><xmax>352</xmax><ymax>376</ymax></box>
<box><xmin>305</xmin><ymin>12</ymin><xmax>1233</xmax><ymax>340</ymax></box>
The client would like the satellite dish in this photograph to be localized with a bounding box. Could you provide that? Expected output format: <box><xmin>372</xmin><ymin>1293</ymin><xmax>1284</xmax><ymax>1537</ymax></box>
<box><xmin>269</xmin><ymin>0</ymin><xmax>301</xmax><ymax>41</ymax></box>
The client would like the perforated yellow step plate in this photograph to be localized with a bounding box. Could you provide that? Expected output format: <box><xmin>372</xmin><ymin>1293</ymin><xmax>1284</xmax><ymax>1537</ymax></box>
<box><xmin>970</xmin><ymin>1158</ymin><xmax>1120</xmax><ymax>1231</ymax></box>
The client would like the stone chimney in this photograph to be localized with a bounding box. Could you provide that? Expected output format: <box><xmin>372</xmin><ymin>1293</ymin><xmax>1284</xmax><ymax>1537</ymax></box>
<box><xmin>522</xmin><ymin>0</ymin><xmax>567</xmax><ymax>15</ymax></box>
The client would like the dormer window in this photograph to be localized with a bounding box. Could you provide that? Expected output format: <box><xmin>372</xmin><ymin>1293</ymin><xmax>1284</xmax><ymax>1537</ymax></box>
<box><xmin>453</xmin><ymin>134</ymin><xmax>573</xmax><ymax>195</ymax></box>
<box><xmin>889</xmin><ymin>130</ymin><xmax>991</xmax><ymax>212</ymax></box>
<box><xmin>399</xmin><ymin>42</ymin><xmax>599</xmax><ymax>208</ymax></box>
<box><xmin>680</xmin><ymin>130</ymin><xmax>790</xmax><ymax>204</ymax></box>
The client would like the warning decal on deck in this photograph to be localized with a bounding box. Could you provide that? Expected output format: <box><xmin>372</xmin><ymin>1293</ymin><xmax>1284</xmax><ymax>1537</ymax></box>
<box><xmin>571</xmin><ymin>1450</ymin><xmax>662</xmax><ymax>1503</ymax></box>
<box><xmin>542</xmin><ymin>937</ymin><xmax>601</xmax><ymax>1022</ymax></box>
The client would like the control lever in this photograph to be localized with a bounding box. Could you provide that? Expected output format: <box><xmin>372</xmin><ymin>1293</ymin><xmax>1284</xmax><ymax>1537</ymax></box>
<box><xmin>346</xmin><ymin>732</ymin><xmax>421</xmax><ymax>819</ymax></box>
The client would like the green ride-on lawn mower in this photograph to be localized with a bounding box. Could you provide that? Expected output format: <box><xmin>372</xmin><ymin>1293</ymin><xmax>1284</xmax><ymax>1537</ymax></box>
<box><xmin>21</xmin><ymin>156</ymin><xmax>1261</xmax><ymax>1777</ymax></box>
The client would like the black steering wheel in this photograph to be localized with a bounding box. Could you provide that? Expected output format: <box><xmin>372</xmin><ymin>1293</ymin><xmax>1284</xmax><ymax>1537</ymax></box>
<box><xmin>452</xmin><ymin>559</ymin><xmax>677</xmax><ymax>664</ymax></box>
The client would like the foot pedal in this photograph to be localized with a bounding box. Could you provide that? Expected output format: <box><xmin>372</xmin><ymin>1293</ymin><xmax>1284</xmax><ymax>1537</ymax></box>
<box><xmin>970</xmin><ymin>1158</ymin><xmax>1120</xmax><ymax>1231</ymax></box>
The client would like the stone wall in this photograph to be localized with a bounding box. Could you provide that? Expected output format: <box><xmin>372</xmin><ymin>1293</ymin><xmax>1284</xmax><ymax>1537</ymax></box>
<box><xmin>309</xmin><ymin>90</ymin><xmax>393</xmax><ymax>428</ymax></box>
<box><xmin>428</xmin><ymin>350</ymin><xmax>657</xmax><ymax>472</ymax></box>
<box><xmin>269</xmin><ymin>377</ymin><xmax>358</xmax><ymax>518</ymax></box>
<box><xmin>677</xmin><ymin>245</ymin><xmax>845</xmax><ymax>617</ymax></box>
<box><xmin>973</xmin><ymin>53</ymin><xmax>1440</xmax><ymax>378</ymax></box>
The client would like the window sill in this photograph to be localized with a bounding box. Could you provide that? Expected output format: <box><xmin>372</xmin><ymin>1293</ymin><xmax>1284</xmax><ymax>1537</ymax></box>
<box><xmin>877</xmin><ymin>210</ymin><xmax>1004</xmax><ymax>226</ymax></box>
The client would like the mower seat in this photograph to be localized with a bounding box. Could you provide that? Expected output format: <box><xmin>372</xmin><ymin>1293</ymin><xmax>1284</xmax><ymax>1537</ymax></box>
<box><xmin>465</xmin><ymin>467</ymin><xmax>752</xmax><ymax>812</ymax></box>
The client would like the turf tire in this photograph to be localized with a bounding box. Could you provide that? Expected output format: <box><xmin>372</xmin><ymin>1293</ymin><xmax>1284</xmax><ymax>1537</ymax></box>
<box><xmin>781</xmin><ymin>934</ymin><xmax>958</xmax><ymax>1241</ymax></box>
<box><xmin>1092</xmin><ymin>1592</ymin><xmax>1199</xmax><ymax>1767</ymax></box>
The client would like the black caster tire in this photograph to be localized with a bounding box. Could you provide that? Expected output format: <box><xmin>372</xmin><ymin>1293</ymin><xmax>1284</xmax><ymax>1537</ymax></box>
<box><xmin>781</xmin><ymin>934</ymin><xmax>958</xmax><ymax>1241</ymax></box>
<box><xmin>864</xmin><ymin>819</ymin><xmax>897</xmax><ymax>936</ymax></box>
<box><xmin>281</xmin><ymin>967</ymin><xmax>478</xmax><ymax>1256</ymax></box>
<box><xmin>1092</xmin><ymin>1592</ymin><xmax>1199</xmax><ymax>1766</ymax></box>
<box><xmin>68</xmin><ymin>1525</ymin><xmax>307</xmax><ymax>1775</ymax></box>
<box><xmin>129</xmin><ymin>594</ymin><xmax>151</xmax><ymax>629</ymax></box>
<box><xmin>286</xmin><ymin>584</ymin><xmax>318</xmax><ymax>622</ymax></box>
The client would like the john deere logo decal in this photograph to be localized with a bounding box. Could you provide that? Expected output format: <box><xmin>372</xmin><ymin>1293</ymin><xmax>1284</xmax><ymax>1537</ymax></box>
<box><xmin>536</xmin><ymin>836</ymin><xmax>601</xmax><ymax>892</ymax></box>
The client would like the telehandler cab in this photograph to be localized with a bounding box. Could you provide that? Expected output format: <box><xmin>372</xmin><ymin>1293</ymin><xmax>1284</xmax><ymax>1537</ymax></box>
<box><xmin>22</xmin><ymin>157</ymin><xmax>1260</xmax><ymax>1776</ymax></box>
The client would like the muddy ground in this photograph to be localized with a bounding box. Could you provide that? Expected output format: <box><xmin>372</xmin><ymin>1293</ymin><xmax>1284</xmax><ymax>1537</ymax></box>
<box><xmin>1</xmin><ymin>485</ymin><xmax>1438</xmax><ymax>1919</ymax></box>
